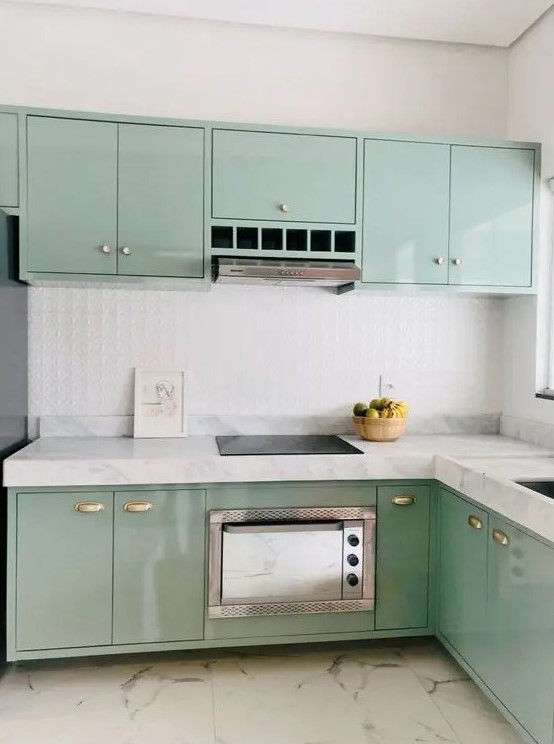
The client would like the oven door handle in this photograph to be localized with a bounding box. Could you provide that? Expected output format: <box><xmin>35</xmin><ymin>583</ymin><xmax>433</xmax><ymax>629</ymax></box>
<box><xmin>222</xmin><ymin>521</ymin><xmax>342</xmax><ymax>534</ymax></box>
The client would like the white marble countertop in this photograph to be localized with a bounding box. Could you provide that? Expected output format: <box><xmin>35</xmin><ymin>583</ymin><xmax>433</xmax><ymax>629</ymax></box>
<box><xmin>6</xmin><ymin>433</ymin><xmax>554</xmax><ymax>543</ymax></box>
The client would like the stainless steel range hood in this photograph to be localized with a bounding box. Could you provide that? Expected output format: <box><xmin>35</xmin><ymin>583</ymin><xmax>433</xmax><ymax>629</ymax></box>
<box><xmin>213</xmin><ymin>258</ymin><xmax>360</xmax><ymax>291</ymax></box>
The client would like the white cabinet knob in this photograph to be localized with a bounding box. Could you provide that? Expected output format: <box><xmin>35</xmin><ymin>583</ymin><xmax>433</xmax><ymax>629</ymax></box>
<box><xmin>101</xmin><ymin>245</ymin><xmax>112</xmax><ymax>255</ymax></box>
<box><xmin>121</xmin><ymin>246</ymin><xmax>132</xmax><ymax>256</ymax></box>
<box><xmin>280</xmin><ymin>203</ymin><xmax>291</xmax><ymax>213</ymax></box>
<box><xmin>453</xmin><ymin>258</ymin><xmax>462</xmax><ymax>267</ymax></box>
<box><xmin>435</xmin><ymin>257</ymin><xmax>444</xmax><ymax>265</ymax></box>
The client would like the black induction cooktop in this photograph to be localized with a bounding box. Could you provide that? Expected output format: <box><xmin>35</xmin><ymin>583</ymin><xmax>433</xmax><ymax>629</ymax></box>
<box><xmin>216</xmin><ymin>435</ymin><xmax>363</xmax><ymax>456</ymax></box>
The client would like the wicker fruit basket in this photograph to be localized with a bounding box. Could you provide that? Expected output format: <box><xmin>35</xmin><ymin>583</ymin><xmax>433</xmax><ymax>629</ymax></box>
<box><xmin>352</xmin><ymin>415</ymin><xmax>407</xmax><ymax>442</ymax></box>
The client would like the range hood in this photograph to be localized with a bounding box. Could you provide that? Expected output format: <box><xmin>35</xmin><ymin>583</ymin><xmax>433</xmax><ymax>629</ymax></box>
<box><xmin>213</xmin><ymin>258</ymin><xmax>360</xmax><ymax>291</ymax></box>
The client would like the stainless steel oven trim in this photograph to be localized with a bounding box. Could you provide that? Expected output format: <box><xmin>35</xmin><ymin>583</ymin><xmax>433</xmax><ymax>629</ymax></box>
<box><xmin>208</xmin><ymin>506</ymin><xmax>376</xmax><ymax>618</ymax></box>
<box><xmin>209</xmin><ymin>599</ymin><xmax>374</xmax><ymax>618</ymax></box>
<box><xmin>363</xmin><ymin>515</ymin><xmax>376</xmax><ymax>600</ymax></box>
<box><xmin>223</xmin><ymin>521</ymin><xmax>342</xmax><ymax>534</ymax></box>
<box><xmin>208</xmin><ymin>521</ymin><xmax>223</xmax><ymax>609</ymax></box>
<box><xmin>209</xmin><ymin>506</ymin><xmax>375</xmax><ymax>523</ymax></box>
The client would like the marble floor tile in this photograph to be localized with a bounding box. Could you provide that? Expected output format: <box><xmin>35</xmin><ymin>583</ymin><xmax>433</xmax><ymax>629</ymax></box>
<box><xmin>0</xmin><ymin>641</ymin><xmax>526</xmax><ymax>744</ymax></box>
<box><xmin>210</xmin><ymin>646</ymin><xmax>458</xmax><ymax>744</ymax></box>
<box><xmin>0</xmin><ymin>659</ymin><xmax>216</xmax><ymax>744</ymax></box>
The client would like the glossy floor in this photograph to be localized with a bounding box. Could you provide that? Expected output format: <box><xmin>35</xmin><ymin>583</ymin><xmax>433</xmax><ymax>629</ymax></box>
<box><xmin>0</xmin><ymin>640</ymin><xmax>524</xmax><ymax>744</ymax></box>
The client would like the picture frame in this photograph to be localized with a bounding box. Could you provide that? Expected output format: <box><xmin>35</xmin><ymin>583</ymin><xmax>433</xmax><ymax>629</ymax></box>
<box><xmin>133</xmin><ymin>369</ymin><xmax>187</xmax><ymax>438</ymax></box>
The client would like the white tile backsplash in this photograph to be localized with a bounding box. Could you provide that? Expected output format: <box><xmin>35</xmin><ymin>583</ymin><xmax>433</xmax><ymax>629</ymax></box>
<box><xmin>29</xmin><ymin>285</ymin><xmax>504</xmax><ymax>421</ymax></box>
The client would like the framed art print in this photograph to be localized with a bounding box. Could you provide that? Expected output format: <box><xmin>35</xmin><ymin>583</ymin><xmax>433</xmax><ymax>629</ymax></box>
<box><xmin>133</xmin><ymin>369</ymin><xmax>187</xmax><ymax>438</ymax></box>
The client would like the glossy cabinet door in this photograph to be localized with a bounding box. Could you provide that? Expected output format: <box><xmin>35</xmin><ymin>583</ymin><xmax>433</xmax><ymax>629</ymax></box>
<box><xmin>16</xmin><ymin>491</ymin><xmax>113</xmax><ymax>650</ymax></box>
<box><xmin>375</xmin><ymin>485</ymin><xmax>431</xmax><ymax>630</ymax></box>
<box><xmin>113</xmin><ymin>490</ymin><xmax>205</xmax><ymax>644</ymax></box>
<box><xmin>0</xmin><ymin>112</ymin><xmax>18</xmax><ymax>207</ymax></box>
<box><xmin>212</xmin><ymin>129</ymin><xmax>357</xmax><ymax>224</ymax></box>
<box><xmin>362</xmin><ymin>140</ymin><xmax>450</xmax><ymax>284</ymax></box>
<box><xmin>117</xmin><ymin>124</ymin><xmax>205</xmax><ymax>278</ymax></box>
<box><xmin>483</xmin><ymin>519</ymin><xmax>554</xmax><ymax>744</ymax></box>
<box><xmin>27</xmin><ymin>116</ymin><xmax>118</xmax><ymax>274</ymax></box>
<box><xmin>449</xmin><ymin>146</ymin><xmax>535</xmax><ymax>287</ymax></box>
<box><xmin>437</xmin><ymin>489</ymin><xmax>488</xmax><ymax>673</ymax></box>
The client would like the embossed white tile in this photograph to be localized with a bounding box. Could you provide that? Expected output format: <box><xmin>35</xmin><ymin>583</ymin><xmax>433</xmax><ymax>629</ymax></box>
<box><xmin>28</xmin><ymin>286</ymin><xmax>504</xmax><ymax>421</ymax></box>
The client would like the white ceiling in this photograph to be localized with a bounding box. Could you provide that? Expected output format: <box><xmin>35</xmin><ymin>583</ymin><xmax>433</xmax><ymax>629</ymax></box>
<box><xmin>5</xmin><ymin>0</ymin><xmax>554</xmax><ymax>47</ymax></box>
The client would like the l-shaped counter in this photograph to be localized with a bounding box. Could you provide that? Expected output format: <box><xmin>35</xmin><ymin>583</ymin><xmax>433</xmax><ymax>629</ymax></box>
<box><xmin>5</xmin><ymin>432</ymin><xmax>554</xmax><ymax>744</ymax></box>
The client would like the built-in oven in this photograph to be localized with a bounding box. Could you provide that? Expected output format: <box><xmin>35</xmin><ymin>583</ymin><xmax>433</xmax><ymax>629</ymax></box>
<box><xmin>208</xmin><ymin>506</ymin><xmax>376</xmax><ymax>618</ymax></box>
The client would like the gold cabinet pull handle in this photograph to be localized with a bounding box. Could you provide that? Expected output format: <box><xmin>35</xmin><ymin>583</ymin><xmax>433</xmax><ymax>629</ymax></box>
<box><xmin>468</xmin><ymin>515</ymin><xmax>483</xmax><ymax>530</ymax></box>
<box><xmin>75</xmin><ymin>502</ymin><xmax>104</xmax><ymax>513</ymax></box>
<box><xmin>492</xmin><ymin>529</ymin><xmax>509</xmax><ymax>546</ymax></box>
<box><xmin>123</xmin><ymin>501</ymin><xmax>153</xmax><ymax>513</ymax></box>
<box><xmin>391</xmin><ymin>495</ymin><xmax>417</xmax><ymax>506</ymax></box>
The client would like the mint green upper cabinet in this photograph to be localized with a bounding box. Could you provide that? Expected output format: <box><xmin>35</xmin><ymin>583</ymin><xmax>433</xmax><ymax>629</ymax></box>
<box><xmin>362</xmin><ymin>140</ymin><xmax>450</xmax><ymax>284</ymax></box>
<box><xmin>449</xmin><ymin>146</ymin><xmax>535</xmax><ymax>287</ymax></box>
<box><xmin>16</xmin><ymin>492</ymin><xmax>113</xmax><ymax>650</ymax></box>
<box><xmin>117</xmin><ymin>124</ymin><xmax>204</xmax><ymax>278</ymax></box>
<box><xmin>212</xmin><ymin>129</ymin><xmax>357</xmax><ymax>224</ymax></box>
<box><xmin>27</xmin><ymin>117</ymin><xmax>118</xmax><ymax>274</ymax></box>
<box><xmin>0</xmin><ymin>113</ymin><xmax>18</xmax><ymax>207</ymax></box>
<box><xmin>438</xmin><ymin>489</ymin><xmax>488</xmax><ymax>674</ymax></box>
<box><xmin>483</xmin><ymin>519</ymin><xmax>554</xmax><ymax>744</ymax></box>
<box><xmin>375</xmin><ymin>485</ymin><xmax>431</xmax><ymax>630</ymax></box>
<box><xmin>113</xmin><ymin>490</ymin><xmax>205</xmax><ymax>645</ymax></box>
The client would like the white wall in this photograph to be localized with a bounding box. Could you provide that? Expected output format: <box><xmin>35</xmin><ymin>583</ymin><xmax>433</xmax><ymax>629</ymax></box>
<box><xmin>0</xmin><ymin>3</ymin><xmax>508</xmax><ymax>134</ymax></box>
<box><xmin>0</xmin><ymin>2</ymin><xmax>510</xmax><ymax>422</ymax></box>
<box><xmin>503</xmin><ymin>9</ymin><xmax>554</xmax><ymax>423</ymax></box>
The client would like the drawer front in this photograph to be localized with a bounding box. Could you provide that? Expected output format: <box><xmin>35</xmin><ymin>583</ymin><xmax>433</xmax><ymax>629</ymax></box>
<box><xmin>212</xmin><ymin>129</ymin><xmax>357</xmax><ymax>224</ymax></box>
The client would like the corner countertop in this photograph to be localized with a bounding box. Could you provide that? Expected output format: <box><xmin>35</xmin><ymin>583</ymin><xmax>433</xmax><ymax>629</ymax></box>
<box><xmin>5</xmin><ymin>434</ymin><xmax>554</xmax><ymax>543</ymax></box>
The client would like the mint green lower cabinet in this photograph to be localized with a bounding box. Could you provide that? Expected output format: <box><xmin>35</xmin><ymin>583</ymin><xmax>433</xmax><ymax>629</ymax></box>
<box><xmin>375</xmin><ymin>485</ymin><xmax>431</xmax><ymax>630</ymax></box>
<box><xmin>449</xmin><ymin>145</ymin><xmax>535</xmax><ymax>287</ymax></box>
<box><xmin>27</xmin><ymin>116</ymin><xmax>118</xmax><ymax>275</ymax></box>
<box><xmin>362</xmin><ymin>140</ymin><xmax>450</xmax><ymax>285</ymax></box>
<box><xmin>117</xmin><ymin>124</ymin><xmax>204</xmax><ymax>278</ymax></box>
<box><xmin>113</xmin><ymin>490</ymin><xmax>205</xmax><ymax>644</ymax></box>
<box><xmin>0</xmin><ymin>112</ymin><xmax>18</xmax><ymax>207</ymax></box>
<box><xmin>482</xmin><ymin>519</ymin><xmax>554</xmax><ymax>744</ymax></box>
<box><xmin>16</xmin><ymin>491</ymin><xmax>113</xmax><ymax>651</ymax></box>
<box><xmin>437</xmin><ymin>489</ymin><xmax>488</xmax><ymax>673</ymax></box>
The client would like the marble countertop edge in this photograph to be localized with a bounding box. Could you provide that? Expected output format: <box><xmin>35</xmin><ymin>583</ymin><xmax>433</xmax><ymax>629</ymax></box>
<box><xmin>5</xmin><ymin>434</ymin><xmax>554</xmax><ymax>544</ymax></box>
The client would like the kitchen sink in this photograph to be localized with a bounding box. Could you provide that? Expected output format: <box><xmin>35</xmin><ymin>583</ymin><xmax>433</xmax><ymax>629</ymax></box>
<box><xmin>516</xmin><ymin>481</ymin><xmax>554</xmax><ymax>499</ymax></box>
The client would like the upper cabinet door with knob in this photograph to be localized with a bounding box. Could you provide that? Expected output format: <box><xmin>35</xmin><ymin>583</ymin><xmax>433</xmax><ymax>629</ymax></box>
<box><xmin>117</xmin><ymin>124</ymin><xmax>204</xmax><ymax>278</ymax></box>
<box><xmin>449</xmin><ymin>145</ymin><xmax>535</xmax><ymax>287</ymax></box>
<box><xmin>362</xmin><ymin>139</ymin><xmax>450</xmax><ymax>284</ymax></box>
<box><xmin>27</xmin><ymin>116</ymin><xmax>118</xmax><ymax>274</ymax></box>
<box><xmin>212</xmin><ymin>129</ymin><xmax>357</xmax><ymax>224</ymax></box>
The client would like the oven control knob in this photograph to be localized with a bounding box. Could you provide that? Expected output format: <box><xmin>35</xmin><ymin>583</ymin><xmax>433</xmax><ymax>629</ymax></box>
<box><xmin>347</xmin><ymin>535</ymin><xmax>360</xmax><ymax>547</ymax></box>
<box><xmin>347</xmin><ymin>554</ymin><xmax>359</xmax><ymax>567</ymax></box>
<box><xmin>346</xmin><ymin>573</ymin><xmax>359</xmax><ymax>587</ymax></box>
